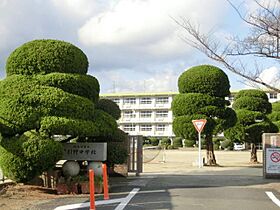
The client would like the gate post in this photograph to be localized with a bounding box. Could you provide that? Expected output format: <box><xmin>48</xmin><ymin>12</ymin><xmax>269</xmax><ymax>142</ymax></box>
<box><xmin>127</xmin><ymin>135</ymin><xmax>143</xmax><ymax>176</ymax></box>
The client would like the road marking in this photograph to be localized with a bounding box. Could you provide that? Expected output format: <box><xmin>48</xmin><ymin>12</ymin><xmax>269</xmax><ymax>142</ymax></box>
<box><xmin>54</xmin><ymin>188</ymin><xmax>140</xmax><ymax>210</ymax></box>
<box><xmin>266</xmin><ymin>191</ymin><xmax>280</xmax><ymax>207</ymax></box>
<box><xmin>115</xmin><ymin>188</ymin><xmax>140</xmax><ymax>210</ymax></box>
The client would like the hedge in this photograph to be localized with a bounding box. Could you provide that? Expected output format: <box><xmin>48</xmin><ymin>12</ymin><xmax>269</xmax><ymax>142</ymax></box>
<box><xmin>0</xmin><ymin>131</ymin><xmax>62</xmax><ymax>182</ymax></box>
<box><xmin>172</xmin><ymin>93</ymin><xmax>226</xmax><ymax>117</ymax></box>
<box><xmin>178</xmin><ymin>65</ymin><xmax>230</xmax><ymax>97</ymax></box>
<box><xmin>39</xmin><ymin>110</ymin><xmax>117</xmax><ymax>138</ymax></box>
<box><xmin>6</xmin><ymin>39</ymin><xmax>88</xmax><ymax>76</ymax></box>
<box><xmin>37</xmin><ymin>73</ymin><xmax>100</xmax><ymax>103</ymax></box>
<box><xmin>173</xmin><ymin>137</ymin><xmax>183</xmax><ymax>148</ymax></box>
<box><xmin>96</xmin><ymin>99</ymin><xmax>121</xmax><ymax>120</ymax></box>
<box><xmin>233</xmin><ymin>96</ymin><xmax>272</xmax><ymax>114</ymax></box>
<box><xmin>234</xmin><ymin>89</ymin><xmax>268</xmax><ymax>101</ymax></box>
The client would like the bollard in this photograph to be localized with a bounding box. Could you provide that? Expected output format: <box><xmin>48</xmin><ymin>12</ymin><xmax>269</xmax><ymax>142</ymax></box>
<box><xmin>89</xmin><ymin>169</ymin><xmax>96</xmax><ymax>210</ymax></box>
<box><xmin>102</xmin><ymin>163</ymin><xmax>109</xmax><ymax>200</ymax></box>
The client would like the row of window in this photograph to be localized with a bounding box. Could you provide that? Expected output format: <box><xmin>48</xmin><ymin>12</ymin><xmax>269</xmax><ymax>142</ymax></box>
<box><xmin>227</xmin><ymin>93</ymin><xmax>278</xmax><ymax>101</ymax></box>
<box><xmin>112</xmin><ymin>97</ymin><xmax>169</xmax><ymax>105</ymax></box>
<box><xmin>123</xmin><ymin>110</ymin><xmax>168</xmax><ymax>118</ymax></box>
<box><xmin>123</xmin><ymin>124</ymin><xmax>167</xmax><ymax>131</ymax></box>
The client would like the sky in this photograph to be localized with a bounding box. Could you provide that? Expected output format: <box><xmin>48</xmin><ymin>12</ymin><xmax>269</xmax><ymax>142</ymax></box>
<box><xmin>0</xmin><ymin>0</ymin><xmax>279</xmax><ymax>93</ymax></box>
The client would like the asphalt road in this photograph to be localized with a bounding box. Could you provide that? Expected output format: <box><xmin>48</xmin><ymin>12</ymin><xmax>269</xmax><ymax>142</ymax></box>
<box><xmin>35</xmin><ymin>171</ymin><xmax>280</xmax><ymax>210</ymax></box>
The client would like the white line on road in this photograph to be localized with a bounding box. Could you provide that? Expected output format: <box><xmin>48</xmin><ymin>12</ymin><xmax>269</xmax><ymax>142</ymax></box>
<box><xmin>266</xmin><ymin>191</ymin><xmax>280</xmax><ymax>207</ymax></box>
<box><xmin>54</xmin><ymin>188</ymin><xmax>140</xmax><ymax>210</ymax></box>
<box><xmin>115</xmin><ymin>188</ymin><xmax>140</xmax><ymax>210</ymax></box>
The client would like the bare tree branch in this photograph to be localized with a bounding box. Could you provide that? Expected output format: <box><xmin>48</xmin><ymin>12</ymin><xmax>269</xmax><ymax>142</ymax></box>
<box><xmin>173</xmin><ymin>0</ymin><xmax>280</xmax><ymax>93</ymax></box>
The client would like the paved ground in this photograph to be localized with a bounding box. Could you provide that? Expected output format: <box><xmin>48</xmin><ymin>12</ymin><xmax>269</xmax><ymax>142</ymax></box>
<box><xmin>28</xmin><ymin>149</ymin><xmax>280</xmax><ymax>210</ymax></box>
<box><xmin>1</xmin><ymin>149</ymin><xmax>280</xmax><ymax>209</ymax></box>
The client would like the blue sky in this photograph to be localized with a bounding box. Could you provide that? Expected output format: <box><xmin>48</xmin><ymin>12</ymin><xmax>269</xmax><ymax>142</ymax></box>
<box><xmin>0</xmin><ymin>0</ymin><xmax>278</xmax><ymax>93</ymax></box>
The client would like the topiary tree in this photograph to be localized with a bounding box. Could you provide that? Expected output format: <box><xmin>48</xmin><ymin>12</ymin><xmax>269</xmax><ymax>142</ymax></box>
<box><xmin>225</xmin><ymin>89</ymin><xmax>278</xmax><ymax>163</ymax></box>
<box><xmin>172</xmin><ymin>65</ymin><xmax>236</xmax><ymax>165</ymax></box>
<box><xmin>0</xmin><ymin>39</ymin><xmax>119</xmax><ymax>182</ymax></box>
<box><xmin>95</xmin><ymin>98</ymin><xmax>128</xmax><ymax>169</ymax></box>
<box><xmin>268</xmin><ymin>101</ymin><xmax>280</xmax><ymax>129</ymax></box>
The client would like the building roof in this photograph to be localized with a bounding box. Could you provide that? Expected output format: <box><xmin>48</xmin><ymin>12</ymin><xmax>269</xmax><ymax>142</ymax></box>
<box><xmin>100</xmin><ymin>92</ymin><xmax>178</xmax><ymax>97</ymax></box>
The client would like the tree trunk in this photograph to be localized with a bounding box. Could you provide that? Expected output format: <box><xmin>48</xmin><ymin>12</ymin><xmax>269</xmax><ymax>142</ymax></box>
<box><xmin>205</xmin><ymin>134</ymin><xmax>217</xmax><ymax>165</ymax></box>
<box><xmin>250</xmin><ymin>143</ymin><xmax>258</xmax><ymax>163</ymax></box>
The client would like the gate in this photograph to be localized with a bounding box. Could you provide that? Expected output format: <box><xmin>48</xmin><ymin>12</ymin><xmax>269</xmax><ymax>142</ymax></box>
<box><xmin>127</xmin><ymin>135</ymin><xmax>143</xmax><ymax>176</ymax></box>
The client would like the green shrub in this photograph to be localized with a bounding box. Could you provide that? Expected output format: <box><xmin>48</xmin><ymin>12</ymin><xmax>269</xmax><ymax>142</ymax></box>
<box><xmin>235</xmin><ymin>89</ymin><xmax>268</xmax><ymax>101</ymax></box>
<box><xmin>96</xmin><ymin>99</ymin><xmax>121</xmax><ymax>120</ymax></box>
<box><xmin>160</xmin><ymin>138</ymin><xmax>171</xmax><ymax>149</ymax></box>
<box><xmin>173</xmin><ymin>137</ymin><xmax>183</xmax><ymax>148</ymax></box>
<box><xmin>40</xmin><ymin>110</ymin><xmax>117</xmax><ymax>138</ymax></box>
<box><xmin>149</xmin><ymin>137</ymin><xmax>159</xmax><ymax>146</ymax></box>
<box><xmin>107</xmin><ymin>142</ymin><xmax>128</xmax><ymax>167</ymax></box>
<box><xmin>233</xmin><ymin>96</ymin><xmax>272</xmax><ymax>114</ymax></box>
<box><xmin>184</xmin><ymin>139</ymin><xmax>195</xmax><ymax>147</ymax></box>
<box><xmin>178</xmin><ymin>65</ymin><xmax>230</xmax><ymax>97</ymax></box>
<box><xmin>0</xmin><ymin>131</ymin><xmax>63</xmax><ymax>182</ymax></box>
<box><xmin>172</xmin><ymin>93</ymin><xmax>226</xmax><ymax>117</ymax></box>
<box><xmin>38</xmin><ymin>73</ymin><xmax>100</xmax><ymax>103</ymax></box>
<box><xmin>220</xmin><ymin>139</ymin><xmax>233</xmax><ymax>150</ymax></box>
<box><xmin>6</xmin><ymin>39</ymin><xmax>88</xmax><ymax>76</ymax></box>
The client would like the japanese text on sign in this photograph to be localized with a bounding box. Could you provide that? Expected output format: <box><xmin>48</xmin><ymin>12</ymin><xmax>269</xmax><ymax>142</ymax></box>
<box><xmin>62</xmin><ymin>143</ymin><xmax>107</xmax><ymax>161</ymax></box>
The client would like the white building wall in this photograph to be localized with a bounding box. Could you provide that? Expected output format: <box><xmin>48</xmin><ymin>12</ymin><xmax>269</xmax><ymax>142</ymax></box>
<box><xmin>101</xmin><ymin>91</ymin><xmax>280</xmax><ymax>138</ymax></box>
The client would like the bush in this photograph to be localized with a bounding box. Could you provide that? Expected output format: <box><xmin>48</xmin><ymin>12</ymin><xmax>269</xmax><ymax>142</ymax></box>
<box><xmin>172</xmin><ymin>93</ymin><xmax>226</xmax><ymax>117</ymax></box>
<box><xmin>38</xmin><ymin>73</ymin><xmax>100</xmax><ymax>103</ymax></box>
<box><xmin>40</xmin><ymin>110</ymin><xmax>117</xmax><ymax>138</ymax></box>
<box><xmin>160</xmin><ymin>137</ymin><xmax>171</xmax><ymax>146</ymax></box>
<box><xmin>149</xmin><ymin>137</ymin><xmax>159</xmax><ymax>146</ymax></box>
<box><xmin>220</xmin><ymin>139</ymin><xmax>233</xmax><ymax>150</ymax></box>
<box><xmin>6</xmin><ymin>39</ymin><xmax>88</xmax><ymax>76</ymax></box>
<box><xmin>173</xmin><ymin>137</ymin><xmax>183</xmax><ymax>148</ymax></box>
<box><xmin>184</xmin><ymin>139</ymin><xmax>195</xmax><ymax>147</ymax></box>
<box><xmin>0</xmin><ymin>131</ymin><xmax>63</xmax><ymax>182</ymax></box>
<box><xmin>107</xmin><ymin>142</ymin><xmax>128</xmax><ymax>167</ymax></box>
<box><xmin>96</xmin><ymin>99</ymin><xmax>121</xmax><ymax>120</ymax></box>
<box><xmin>233</xmin><ymin>96</ymin><xmax>272</xmax><ymax>114</ymax></box>
<box><xmin>178</xmin><ymin>65</ymin><xmax>230</xmax><ymax>97</ymax></box>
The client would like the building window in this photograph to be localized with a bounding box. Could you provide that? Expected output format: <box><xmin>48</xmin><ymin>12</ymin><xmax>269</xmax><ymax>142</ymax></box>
<box><xmin>156</xmin><ymin>124</ymin><xmax>166</xmax><ymax>131</ymax></box>
<box><xmin>155</xmin><ymin>110</ymin><xmax>168</xmax><ymax>118</ymax></box>
<box><xmin>123</xmin><ymin>124</ymin><xmax>136</xmax><ymax>131</ymax></box>
<box><xmin>269</xmin><ymin>92</ymin><xmax>277</xmax><ymax>99</ymax></box>
<box><xmin>123</xmin><ymin>98</ymin><xmax>136</xmax><ymax>104</ymax></box>
<box><xmin>111</xmin><ymin>98</ymin><xmax>120</xmax><ymax>104</ymax></box>
<box><xmin>156</xmin><ymin>97</ymin><xmax>169</xmax><ymax>104</ymax></box>
<box><xmin>124</xmin><ymin>111</ymin><xmax>136</xmax><ymax>118</ymax></box>
<box><xmin>140</xmin><ymin>111</ymin><xmax>152</xmax><ymax>118</ymax></box>
<box><xmin>140</xmin><ymin>124</ymin><xmax>152</xmax><ymax>131</ymax></box>
<box><xmin>140</xmin><ymin>97</ymin><xmax>152</xmax><ymax>104</ymax></box>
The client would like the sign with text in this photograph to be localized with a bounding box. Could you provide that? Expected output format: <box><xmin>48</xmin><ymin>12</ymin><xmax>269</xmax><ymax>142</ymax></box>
<box><xmin>62</xmin><ymin>143</ymin><xmax>107</xmax><ymax>161</ymax></box>
<box><xmin>192</xmin><ymin>119</ymin><xmax>207</xmax><ymax>133</ymax></box>
<box><xmin>262</xmin><ymin>133</ymin><xmax>280</xmax><ymax>179</ymax></box>
<box><xmin>266</xmin><ymin>148</ymin><xmax>280</xmax><ymax>174</ymax></box>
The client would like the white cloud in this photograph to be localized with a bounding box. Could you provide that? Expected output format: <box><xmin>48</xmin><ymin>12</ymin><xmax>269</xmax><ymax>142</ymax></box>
<box><xmin>258</xmin><ymin>66</ymin><xmax>280</xmax><ymax>88</ymax></box>
<box><xmin>96</xmin><ymin>68</ymin><xmax>179</xmax><ymax>93</ymax></box>
<box><xmin>78</xmin><ymin>0</ymin><xmax>229</xmax><ymax>59</ymax></box>
<box><xmin>0</xmin><ymin>0</ymin><xmax>247</xmax><ymax>93</ymax></box>
<box><xmin>244</xmin><ymin>66</ymin><xmax>280</xmax><ymax>90</ymax></box>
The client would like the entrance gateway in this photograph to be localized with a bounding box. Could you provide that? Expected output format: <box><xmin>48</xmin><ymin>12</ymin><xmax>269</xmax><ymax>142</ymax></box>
<box><xmin>262</xmin><ymin>133</ymin><xmax>280</xmax><ymax>179</ymax></box>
